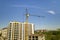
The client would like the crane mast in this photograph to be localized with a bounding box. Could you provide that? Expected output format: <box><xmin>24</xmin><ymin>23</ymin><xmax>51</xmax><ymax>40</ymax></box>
<box><xmin>25</xmin><ymin>8</ymin><xmax>29</xmax><ymax>23</ymax></box>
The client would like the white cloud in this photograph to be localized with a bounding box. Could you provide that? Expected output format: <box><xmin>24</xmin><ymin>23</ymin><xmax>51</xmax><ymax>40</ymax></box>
<box><xmin>48</xmin><ymin>11</ymin><xmax>55</xmax><ymax>14</ymax></box>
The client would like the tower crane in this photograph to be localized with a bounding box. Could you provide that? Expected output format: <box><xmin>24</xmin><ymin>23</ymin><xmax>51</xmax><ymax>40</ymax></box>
<box><xmin>25</xmin><ymin>8</ymin><xmax>45</xmax><ymax>23</ymax></box>
<box><xmin>24</xmin><ymin>8</ymin><xmax>45</xmax><ymax>40</ymax></box>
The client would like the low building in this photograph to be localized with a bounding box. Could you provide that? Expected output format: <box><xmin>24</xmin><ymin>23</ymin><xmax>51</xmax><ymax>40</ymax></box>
<box><xmin>0</xmin><ymin>27</ymin><xmax>8</xmax><ymax>40</ymax></box>
<box><xmin>2</xmin><ymin>27</ymin><xmax>8</xmax><ymax>40</ymax></box>
<box><xmin>28</xmin><ymin>34</ymin><xmax>45</xmax><ymax>40</ymax></box>
<box><xmin>0</xmin><ymin>29</ymin><xmax>3</xmax><ymax>40</ymax></box>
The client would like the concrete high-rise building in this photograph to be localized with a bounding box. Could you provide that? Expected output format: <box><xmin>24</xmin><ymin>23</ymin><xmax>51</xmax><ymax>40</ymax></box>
<box><xmin>7</xmin><ymin>21</ymin><xmax>34</xmax><ymax>40</ymax></box>
<box><xmin>23</xmin><ymin>22</ymin><xmax>34</xmax><ymax>40</ymax></box>
<box><xmin>8</xmin><ymin>21</ymin><xmax>22</xmax><ymax>40</ymax></box>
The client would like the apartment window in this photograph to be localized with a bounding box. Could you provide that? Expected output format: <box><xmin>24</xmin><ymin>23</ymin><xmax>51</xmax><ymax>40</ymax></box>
<box><xmin>9</xmin><ymin>29</ymin><xmax>11</xmax><ymax>31</ymax></box>
<box><xmin>29</xmin><ymin>36</ymin><xmax>31</xmax><ymax>38</ymax></box>
<box><xmin>35</xmin><ymin>36</ymin><xmax>38</xmax><ymax>39</ymax></box>
<box><xmin>32</xmin><ymin>36</ymin><xmax>34</xmax><ymax>38</ymax></box>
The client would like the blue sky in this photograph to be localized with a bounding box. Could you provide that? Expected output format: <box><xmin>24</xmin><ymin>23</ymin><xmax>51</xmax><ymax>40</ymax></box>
<box><xmin>0</xmin><ymin>0</ymin><xmax>60</xmax><ymax>30</ymax></box>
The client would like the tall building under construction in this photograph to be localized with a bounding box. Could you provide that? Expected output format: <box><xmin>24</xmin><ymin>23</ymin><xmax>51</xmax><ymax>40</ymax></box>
<box><xmin>23</xmin><ymin>22</ymin><xmax>34</xmax><ymax>40</ymax></box>
<box><xmin>7</xmin><ymin>21</ymin><xmax>34</xmax><ymax>40</ymax></box>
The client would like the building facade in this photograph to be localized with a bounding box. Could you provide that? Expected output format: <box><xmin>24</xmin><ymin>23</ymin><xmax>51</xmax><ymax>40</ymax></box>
<box><xmin>8</xmin><ymin>21</ymin><xmax>34</xmax><ymax>40</ymax></box>
<box><xmin>0</xmin><ymin>27</ymin><xmax>8</xmax><ymax>40</ymax></box>
<box><xmin>28</xmin><ymin>34</ymin><xmax>45</xmax><ymax>40</ymax></box>
<box><xmin>23</xmin><ymin>22</ymin><xmax>34</xmax><ymax>40</ymax></box>
<box><xmin>8</xmin><ymin>21</ymin><xmax>22</xmax><ymax>40</ymax></box>
<box><xmin>0</xmin><ymin>21</ymin><xmax>45</xmax><ymax>40</ymax></box>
